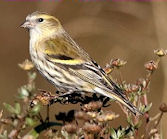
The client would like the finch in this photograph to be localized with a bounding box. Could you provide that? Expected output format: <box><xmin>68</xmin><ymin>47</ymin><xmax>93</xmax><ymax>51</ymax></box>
<box><xmin>21</xmin><ymin>11</ymin><xmax>142</xmax><ymax>115</ymax></box>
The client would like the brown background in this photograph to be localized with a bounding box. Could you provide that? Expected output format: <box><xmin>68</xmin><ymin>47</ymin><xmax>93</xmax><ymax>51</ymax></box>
<box><xmin>0</xmin><ymin>1</ymin><xmax>167</xmax><ymax>138</ymax></box>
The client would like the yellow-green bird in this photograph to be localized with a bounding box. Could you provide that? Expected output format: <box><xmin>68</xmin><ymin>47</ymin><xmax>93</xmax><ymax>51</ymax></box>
<box><xmin>21</xmin><ymin>11</ymin><xmax>142</xmax><ymax>115</ymax></box>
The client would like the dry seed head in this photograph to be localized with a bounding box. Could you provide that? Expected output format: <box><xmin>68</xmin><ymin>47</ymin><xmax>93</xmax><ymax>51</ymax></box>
<box><xmin>159</xmin><ymin>103</ymin><xmax>167</xmax><ymax>112</ymax></box>
<box><xmin>154</xmin><ymin>49</ymin><xmax>167</xmax><ymax>57</ymax></box>
<box><xmin>136</xmin><ymin>78</ymin><xmax>147</xmax><ymax>89</ymax></box>
<box><xmin>82</xmin><ymin>101</ymin><xmax>102</xmax><ymax>112</ymax></box>
<box><xmin>18</xmin><ymin>59</ymin><xmax>34</xmax><ymax>70</ymax></box>
<box><xmin>35</xmin><ymin>91</ymin><xmax>55</xmax><ymax>105</ymax></box>
<box><xmin>83</xmin><ymin>122</ymin><xmax>101</xmax><ymax>133</ymax></box>
<box><xmin>87</xmin><ymin>112</ymin><xmax>97</xmax><ymax>118</ymax></box>
<box><xmin>144</xmin><ymin>60</ymin><xmax>158</xmax><ymax>72</ymax></box>
<box><xmin>124</xmin><ymin>84</ymin><xmax>139</xmax><ymax>93</ymax></box>
<box><xmin>75</xmin><ymin>111</ymin><xmax>91</xmax><ymax>121</ymax></box>
<box><xmin>104</xmin><ymin>63</ymin><xmax>114</xmax><ymax>74</ymax></box>
<box><xmin>96</xmin><ymin>112</ymin><xmax>119</xmax><ymax>122</ymax></box>
<box><xmin>62</xmin><ymin>124</ymin><xmax>77</xmax><ymax>134</ymax></box>
<box><xmin>110</xmin><ymin>59</ymin><xmax>127</xmax><ymax>68</ymax></box>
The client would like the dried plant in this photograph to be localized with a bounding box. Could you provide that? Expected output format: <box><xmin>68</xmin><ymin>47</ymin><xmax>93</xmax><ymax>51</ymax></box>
<box><xmin>0</xmin><ymin>49</ymin><xmax>166</xmax><ymax>139</ymax></box>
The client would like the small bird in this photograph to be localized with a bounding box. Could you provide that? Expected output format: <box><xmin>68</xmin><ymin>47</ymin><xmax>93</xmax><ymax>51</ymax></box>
<box><xmin>21</xmin><ymin>11</ymin><xmax>142</xmax><ymax>115</ymax></box>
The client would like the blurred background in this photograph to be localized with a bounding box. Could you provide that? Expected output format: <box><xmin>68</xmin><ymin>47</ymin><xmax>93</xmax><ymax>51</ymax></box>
<box><xmin>0</xmin><ymin>1</ymin><xmax>167</xmax><ymax>138</ymax></box>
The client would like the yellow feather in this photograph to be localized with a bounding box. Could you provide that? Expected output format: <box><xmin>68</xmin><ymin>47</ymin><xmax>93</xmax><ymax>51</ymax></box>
<box><xmin>49</xmin><ymin>58</ymin><xmax>84</xmax><ymax>65</ymax></box>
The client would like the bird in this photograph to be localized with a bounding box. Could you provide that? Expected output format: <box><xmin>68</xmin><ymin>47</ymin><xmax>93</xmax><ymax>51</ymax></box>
<box><xmin>21</xmin><ymin>11</ymin><xmax>142</xmax><ymax>115</ymax></box>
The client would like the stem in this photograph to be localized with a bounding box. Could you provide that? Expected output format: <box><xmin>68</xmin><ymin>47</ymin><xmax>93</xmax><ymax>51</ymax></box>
<box><xmin>45</xmin><ymin>105</ymin><xmax>50</xmax><ymax>122</ymax></box>
<box><xmin>150</xmin><ymin>113</ymin><xmax>161</xmax><ymax>122</ymax></box>
<box><xmin>117</xmin><ymin>102</ymin><xmax>129</xmax><ymax>117</ymax></box>
<box><xmin>154</xmin><ymin>111</ymin><xmax>163</xmax><ymax>128</ymax></box>
<box><xmin>38</xmin><ymin>113</ymin><xmax>44</xmax><ymax>123</ymax></box>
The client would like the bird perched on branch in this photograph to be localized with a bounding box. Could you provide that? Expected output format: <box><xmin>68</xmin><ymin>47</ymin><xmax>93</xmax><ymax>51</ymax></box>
<box><xmin>21</xmin><ymin>11</ymin><xmax>142</xmax><ymax>115</ymax></box>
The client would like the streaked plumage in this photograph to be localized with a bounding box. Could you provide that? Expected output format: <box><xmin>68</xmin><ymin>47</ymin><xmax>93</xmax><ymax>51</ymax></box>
<box><xmin>21</xmin><ymin>11</ymin><xmax>142</xmax><ymax>115</ymax></box>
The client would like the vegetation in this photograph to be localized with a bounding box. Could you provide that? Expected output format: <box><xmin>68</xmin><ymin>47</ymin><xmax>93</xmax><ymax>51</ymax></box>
<box><xmin>0</xmin><ymin>49</ymin><xmax>167</xmax><ymax>139</ymax></box>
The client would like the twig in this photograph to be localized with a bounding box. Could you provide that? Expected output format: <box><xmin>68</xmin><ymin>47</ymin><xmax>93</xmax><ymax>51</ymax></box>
<box><xmin>45</xmin><ymin>105</ymin><xmax>50</xmax><ymax>122</ymax></box>
<box><xmin>154</xmin><ymin>111</ymin><xmax>163</xmax><ymax>128</ymax></box>
<box><xmin>149</xmin><ymin>113</ymin><xmax>161</xmax><ymax>122</ymax></box>
<box><xmin>38</xmin><ymin>113</ymin><xmax>44</xmax><ymax>123</ymax></box>
<box><xmin>117</xmin><ymin>102</ymin><xmax>129</xmax><ymax>117</ymax></box>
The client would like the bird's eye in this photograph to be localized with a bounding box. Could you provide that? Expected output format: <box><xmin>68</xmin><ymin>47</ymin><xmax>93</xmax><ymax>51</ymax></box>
<box><xmin>38</xmin><ymin>18</ymin><xmax>44</xmax><ymax>22</ymax></box>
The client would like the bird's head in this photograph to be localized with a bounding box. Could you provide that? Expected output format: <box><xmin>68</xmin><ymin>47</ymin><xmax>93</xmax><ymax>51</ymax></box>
<box><xmin>21</xmin><ymin>11</ymin><xmax>63</xmax><ymax>37</ymax></box>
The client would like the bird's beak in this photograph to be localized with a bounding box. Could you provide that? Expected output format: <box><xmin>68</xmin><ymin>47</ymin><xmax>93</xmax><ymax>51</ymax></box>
<box><xmin>20</xmin><ymin>20</ymin><xmax>34</xmax><ymax>28</ymax></box>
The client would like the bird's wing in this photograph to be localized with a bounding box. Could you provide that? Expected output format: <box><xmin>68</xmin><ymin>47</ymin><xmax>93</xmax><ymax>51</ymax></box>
<box><xmin>43</xmin><ymin>34</ymin><xmax>126</xmax><ymax>97</ymax></box>
<box><xmin>42</xmin><ymin>33</ymin><xmax>113</xmax><ymax>89</ymax></box>
<box><xmin>43</xmin><ymin>35</ymin><xmax>106</xmax><ymax>88</ymax></box>
<box><xmin>42</xmin><ymin>34</ymin><xmax>141</xmax><ymax>115</ymax></box>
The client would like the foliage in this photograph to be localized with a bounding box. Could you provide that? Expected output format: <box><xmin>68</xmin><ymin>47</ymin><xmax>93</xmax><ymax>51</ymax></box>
<box><xmin>0</xmin><ymin>49</ymin><xmax>167</xmax><ymax>139</ymax></box>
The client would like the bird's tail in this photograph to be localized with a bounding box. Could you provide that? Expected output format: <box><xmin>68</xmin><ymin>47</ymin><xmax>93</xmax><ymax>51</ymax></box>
<box><xmin>94</xmin><ymin>87</ymin><xmax>143</xmax><ymax>115</ymax></box>
<box><xmin>116</xmin><ymin>94</ymin><xmax>143</xmax><ymax>115</ymax></box>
